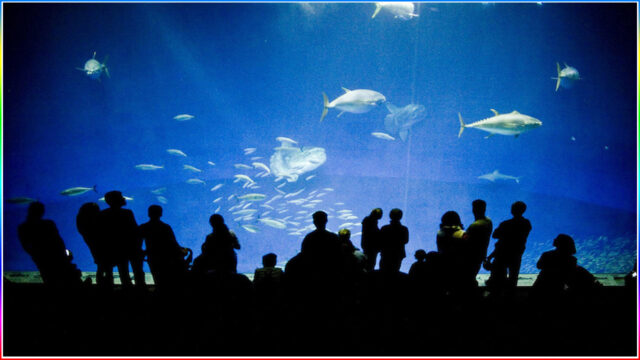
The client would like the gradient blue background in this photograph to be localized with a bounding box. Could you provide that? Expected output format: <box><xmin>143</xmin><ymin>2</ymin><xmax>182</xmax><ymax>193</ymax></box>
<box><xmin>3</xmin><ymin>3</ymin><xmax>637</xmax><ymax>276</ymax></box>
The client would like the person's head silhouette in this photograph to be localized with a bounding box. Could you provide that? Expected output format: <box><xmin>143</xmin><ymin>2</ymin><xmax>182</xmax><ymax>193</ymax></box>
<box><xmin>209</xmin><ymin>213</ymin><xmax>225</xmax><ymax>229</ymax></box>
<box><xmin>105</xmin><ymin>191</ymin><xmax>126</xmax><ymax>208</ymax></box>
<box><xmin>371</xmin><ymin>208</ymin><xmax>383</xmax><ymax>220</ymax></box>
<box><xmin>27</xmin><ymin>201</ymin><xmax>45</xmax><ymax>221</ymax></box>
<box><xmin>338</xmin><ymin>228</ymin><xmax>351</xmax><ymax>241</ymax></box>
<box><xmin>389</xmin><ymin>208</ymin><xmax>403</xmax><ymax>222</ymax></box>
<box><xmin>511</xmin><ymin>201</ymin><xmax>527</xmax><ymax>217</ymax></box>
<box><xmin>472</xmin><ymin>199</ymin><xmax>487</xmax><ymax>219</ymax></box>
<box><xmin>312</xmin><ymin>211</ymin><xmax>328</xmax><ymax>230</ymax></box>
<box><xmin>414</xmin><ymin>249</ymin><xmax>427</xmax><ymax>262</ymax></box>
<box><xmin>553</xmin><ymin>234</ymin><xmax>576</xmax><ymax>255</ymax></box>
<box><xmin>148</xmin><ymin>205</ymin><xmax>163</xmax><ymax>220</ymax></box>
<box><xmin>440</xmin><ymin>210</ymin><xmax>463</xmax><ymax>229</ymax></box>
<box><xmin>263</xmin><ymin>253</ymin><xmax>277</xmax><ymax>268</ymax></box>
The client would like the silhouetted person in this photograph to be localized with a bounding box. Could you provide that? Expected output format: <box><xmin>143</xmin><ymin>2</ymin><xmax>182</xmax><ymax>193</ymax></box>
<box><xmin>77</xmin><ymin>202</ymin><xmax>111</xmax><ymax>286</ymax></box>
<box><xmin>408</xmin><ymin>249</ymin><xmax>428</xmax><ymax>279</ymax></box>
<box><xmin>361</xmin><ymin>208</ymin><xmax>383</xmax><ymax>272</ymax></box>
<box><xmin>436</xmin><ymin>211</ymin><xmax>469</xmax><ymax>290</ymax></box>
<box><xmin>486</xmin><ymin>201</ymin><xmax>532</xmax><ymax>292</ymax></box>
<box><xmin>254</xmin><ymin>253</ymin><xmax>283</xmax><ymax>301</ymax></box>
<box><xmin>18</xmin><ymin>202</ymin><xmax>82</xmax><ymax>287</ymax></box>
<box><xmin>99</xmin><ymin>191</ymin><xmax>145</xmax><ymax>288</ymax></box>
<box><xmin>139</xmin><ymin>205</ymin><xmax>187</xmax><ymax>288</ymax></box>
<box><xmin>193</xmin><ymin>214</ymin><xmax>240</xmax><ymax>274</ymax></box>
<box><xmin>339</xmin><ymin>228</ymin><xmax>367</xmax><ymax>275</ymax></box>
<box><xmin>379</xmin><ymin>208</ymin><xmax>409</xmax><ymax>273</ymax></box>
<box><xmin>466</xmin><ymin>200</ymin><xmax>493</xmax><ymax>283</ymax></box>
<box><xmin>532</xmin><ymin>234</ymin><xmax>578</xmax><ymax>298</ymax></box>
<box><xmin>409</xmin><ymin>250</ymin><xmax>446</xmax><ymax>301</ymax></box>
<box><xmin>300</xmin><ymin>211</ymin><xmax>341</xmax><ymax>270</ymax></box>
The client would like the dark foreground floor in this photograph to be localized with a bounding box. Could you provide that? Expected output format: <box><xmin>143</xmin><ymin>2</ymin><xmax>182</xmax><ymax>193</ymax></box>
<box><xmin>2</xmin><ymin>274</ymin><xmax>638</xmax><ymax>357</ymax></box>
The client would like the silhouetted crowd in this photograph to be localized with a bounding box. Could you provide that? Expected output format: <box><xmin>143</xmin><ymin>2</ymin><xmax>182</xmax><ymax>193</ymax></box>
<box><xmin>11</xmin><ymin>190</ymin><xmax>638</xmax><ymax>355</ymax></box>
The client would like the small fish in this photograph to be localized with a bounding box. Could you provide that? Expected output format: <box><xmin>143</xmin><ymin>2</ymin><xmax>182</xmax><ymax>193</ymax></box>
<box><xmin>262</xmin><ymin>211</ymin><xmax>272</xmax><ymax>217</ymax></box>
<box><xmin>305</xmin><ymin>175</ymin><xmax>316</xmax><ymax>181</ymax></box>
<box><xmin>214</xmin><ymin>206</ymin><xmax>221</xmax><ymax>213</ymax></box>
<box><xmin>321</xmin><ymin>88</ymin><xmax>386</xmax><ymax>122</ymax></box>
<box><xmin>151</xmin><ymin>187</ymin><xmax>167</xmax><ymax>195</ymax></box>
<box><xmin>478</xmin><ymin>170</ymin><xmax>520</xmax><ymax>184</ymax></box>
<box><xmin>186</xmin><ymin>178</ymin><xmax>206</xmax><ymax>185</ymax></box>
<box><xmin>371</xmin><ymin>132</ymin><xmax>396</xmax><ymax>141</ymax></box>
<box><xmin>156</xmin><ymin>196</ymin><xmax>168</xmax><ymax>204</ymax></box>
<box><xmin>233</xmin><ymin>174</ymin><xmax>255</xmax><ymax>184</ymax></box>
<box><xmin>167</xmin><ymin>149</ymin><xmax>187</xmax><ymax>157</ymax></box>
<box><xmin>233</xmin><ymin>209</ymin><xmax>257</xmax><ymax>216</ymax></box>
<box><xmin>285</xmin><ymin>188</ymin><xmax>306</xmax><ymax>198</ymax></box>
<box><xmin>278</xmin><ymin>209</ymin><xmax>289</xmax><ymax>214</ymax></box>
<box><xmin>252</xmin><ymin>162</ymin><xmax>271</xmax><ymax>174</ymax></box>
<box><xmin>135</xmin><ymin>164</ymin><xmax>164</xmax><ymax>170</ymax></box>
<box><xmin>6</xmin><ymin>197</ymin><xmax>37</xmax><ymax>204</ymax></box>
<box><xmin>338</xmin><ymin>210</ymin><xmax>353</xmax><ymax>214</ymax></box>
<box><xmin>276</xmin><ymin>183</ymin><xmax>286</xmax><ymax>189</ymax></box>
<box><xmin>242</xmin><ymin>224</ymin><xmax>259</xmax><ymax>233</ymax></box>
<box><xmin>210</xmin><ymin>184</ymin><xmax>224</xmax><ymax>191</ymax></box>
<box><xmin>260</xmin><ymin>204</ymin><xmax>275</xmax><ymax>210</ymax></box>
<box><xmin>259</xmin><ymin>218</ymin><xmax>287</xmax><ymax>229</ymax></box>
<box><xmin>227</xmin><ymin>194</ymin><xmax>236</xmax><ymax>201</ymax></box>
<box><xmin>323</xmin><ymin>188</ymin><xmax>334</xmax><ymax>192</ymax></box>
<box><xmin>213</xmin><ymin>197</ymin><xmax>223</xmax><ymax>203</ymax></box>
<box><xmin>183</xmin><ymin>164</ymin><xmax>202</xmax><ymax>172</ymax></box>
<box><xmin>251</xmin><ymin>156</ymin><xmax>263</xmax><ymax>161</ymax></box>
<box><xmin>243</xmin><ymin>148</ymin><xmax>257</xmax><ymax>155</ymax></box>
<box><xmin>238</xmin><ymin>193</ymin><xmax>267</xmax><ymax>201</ymax></box>
<box><xmin>302</xmin><ymin>204</ymin><xmax>317</xmax><ymax>209</ymax></box>
<box><xmin>208</xmin><ymin>161</ymin><xmax>216</xmax><ymax>166</ymax></box>
<box><xmin>174</xmin><ymin>114</ymin><xmax>194</xmax><ymax>121</ymax></box>
<box><xmin>235</xmin><ymin>163</ymin><xmax>253</xmax><ymax>170</ymax></box>
<box><xmin>275</xmin><ymin>137</ymin><xmax>298</xmax><ymax>146</ymax></box>
<box><xmin>98</xmin><ymin>195</ymin><xmax>133</xmax><ymax>202</ymax></box>
<box><xmin>274</xmin><ymin>188</ymin><xmax>286</xmax><ymax>195</ymax></box>
<box><xmin>604</xmin><ymin>145</ymin><xmax>609</xmax><ymax>150</ymax></box>
<box><xmin>571</xmin><ymin>136</ymin><xmax>576</xmax><ymax>141</ymax></box>
<box><xmin>60</xmin><ymin>186</ymin><xmax>97</xmax><ymax>196</ymax></box>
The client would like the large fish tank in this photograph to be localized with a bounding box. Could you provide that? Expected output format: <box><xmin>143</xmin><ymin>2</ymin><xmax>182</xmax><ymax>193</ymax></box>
<box><xmin>3</xmin><ymin>2</ymin><xmax>637</xmax><ymax>278</ymax></box>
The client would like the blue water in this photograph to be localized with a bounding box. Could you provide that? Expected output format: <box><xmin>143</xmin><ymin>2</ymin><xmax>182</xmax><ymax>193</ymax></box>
<box><xmin>3</xmin><ymin>3</ymin><xmax>637</xmax><ymax>275</ymax></box>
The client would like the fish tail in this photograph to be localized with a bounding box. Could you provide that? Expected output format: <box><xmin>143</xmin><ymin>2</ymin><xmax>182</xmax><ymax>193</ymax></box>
<box><xmin>555</xmin><ymin>62</ymin><xmax>561</xmax><ymax>91</ymax></box>
<box><xmin>458</xmin><ymin>113</ymin><xmax>465</xmax><ymax>138</ymax></box>
<box><xmin>372</xmin><ymin>3</ymin><xmax>382</xmax><ymax>18</ymax></box>
<box><xmin>321</xmin><ymin>92</ymin><xmax>329</xmax><ymax>122</ymax></box>
<box><xmin>515</xmin><ymin>177</ymin><xmax>521</xmax><ymax>184</ymax></box>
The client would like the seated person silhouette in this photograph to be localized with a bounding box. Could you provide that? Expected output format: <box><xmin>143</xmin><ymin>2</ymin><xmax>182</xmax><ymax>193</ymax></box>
<box><xmin>99</xmin><ymin>191</ymin><xmax>146</xmax><ymax>289</ymax></box>
<box><xmin>139</xmin><ymin>205</ymin><xmax>188</xmax><ymax>289</ymax></box>
<box><xmin>18</xmin><ymin>202</ymin><xmax>83</xmax><ymax>288</ymax></box>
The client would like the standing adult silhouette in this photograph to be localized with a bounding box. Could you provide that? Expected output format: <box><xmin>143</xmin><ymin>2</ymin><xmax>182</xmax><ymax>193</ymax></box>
<box><xmin>99</xmin><ymin>191</ymin><xmax>145</xmax><ymax>288</ymax></box>
<box><xmin>436</xmin><ymin>210</ymin><xmax>468</xmax><ymax>291</ymax></box>
<box><xmin>361</xmin><ymin>208</ymin><xmax>383</xmax><ymax>272</ymax></box>
<box><xmin>465</xmin><ymin>200</ymin><xmax>493</xmax><ymax>284</ymax></box>
<box><xmin>194</xmin><ymin>214</ymin><xmax>240</xmax><ymax>274</ymax></box>
<box><xmin>486</xmin><ymin>201</ymin><xmax>532</xmax><ymax>292</ymax></box>
<box><xmin>379</xmin><ymin>208</ymin><xmax>409</xmax><ymax>273</ymax></box>
<box><xmin>139</xmin><ymin>205</ymin><xmax>187</xmax><ymax>288</ymax></box>
<box><xmin>77</xmin><ymin>202</ymin><xmax>110</xmax><ymax>286</ymax></box>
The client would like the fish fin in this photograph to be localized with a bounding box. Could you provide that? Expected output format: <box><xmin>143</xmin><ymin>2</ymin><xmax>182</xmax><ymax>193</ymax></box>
<box><xmin>484</xmin><ymin>134</ymin><xmax>495</xmax><ymax>139</ymax></box>
<box><xmin>458</xmin><ymin>113</ymin><xmax>465</xmax><ymax>138</ymax></box>
<box><xmin>75</xmin><ymin>67</ymin><xmax>86</xmax><ymax>72</ymax></box>
<box><xmin>341</xmin><ymin>87</ymin><xmax>351</xmax><ymax>93</ymax></box>
<box><xmin>399</xmin><ymin>128</ymin><xmax>409</xmax><ymax>142</ymax></box>
<box><xmin>511</xmin><ymin>110</ymin><xmax>520</xmax><ymax>114</ymax></box>
<box><xmin>321</xmin><ymin>92</ymin><xmax>329</xmax><ymax>122</ymax></box>
<box><xmin>555</xmin><ymin>62</ymin><xmax>562</xmax><ymax>91</ymax></box>
<box><xmin>564</xmin><ymin>62</ymin><xmax>569</xmax><ymax>68</ymax></box>
<box><xmin>104</xmin><ymin>66</ymin><xmax>111</xmax><ymax>78</ymax></box>
<box><xmin>372</xmin><ymin>3</ymin><xmax>382</xmax><ymax>18</ymax></box>
<box><xmin>490</xmin><ymin>109</ymin><xmax>499</xmax><ymax>116</ymax></box>
<box><xmin>337</xmin><ymin>111</ymin><xmax>345</xmax><ymax>118</ymax></box>
<box><xmin>385</xmin><ymin>102</ymin><xmax>399</xmax><ymax>113</ymax></box>
<box><xmin>92</xmin><ymin>51</ymin><xmax>97</xmax><ymax>59</ymax></box>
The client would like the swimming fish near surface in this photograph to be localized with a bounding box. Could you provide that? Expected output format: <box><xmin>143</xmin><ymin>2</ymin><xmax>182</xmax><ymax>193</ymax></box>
<box><xmin>60</xmin><ymin>186</ymin><xmax>97</xmax><ymax>196</ymax></box>
<box><xmin>244</xmin><ymin>148</ymin><xmax>257</xmax><ymax>155</ymax></box>
<box><xmin>156</xmin><ymin>196</ymin><xmax>168</xmax><ymax>204</ymax></box>
<box><xmin>478</xmin><ymin>170</ymin><xmax>520</xmax><ymax>184</ymax></box>
<box><xmin>259</xmin><ymin>218</ymin><xmax>287</xmax><ymax>229</ymax></box>
<box><xmin>242</xmin><ymin>224</ymin><xmax>260</xmax><ymax>233</ymax></box>
<box><xmin>173</xmin><ymin>114</ymin><xmax>194</xmax><ymax>121</ymax></box>
<box><xmin>167</xmin><ymin>149</ymin><xmax>187</xmax><ymax>157</ymax></box>
<box><xmin>234</xmin><ymin>163</ymin><xmax>253</xmax><ymax>170</ymax></box>
<box><xmin>458</xmin><ymin>110</ymin><xmax>542</xmax><ymax>138</ymax></box>
<box><xmin>213</xmin><ymin>197</ymin><xmax>223</xmax><ymax>203</ymax></box>
<box><xmin>135</xmin><ymin>164</ymin><xmax>164</xmax><ymax>170</ymax></box>
<box><xmin>372</xmin><ymin>2</ymin><xmax>419</xmax><ymax>20</ymax></box>
<box><xmin>151</xmin><ymin>187</ymin><xmax>167</xmax><ymax>195</ymax></box>
<box><xmin>183</xmin><ymin>164</ymin><xmax>202</xmax><ymax>172</ymax></box>
<box><xmin>237</xmin><ymin>193</ymin><xmax>267</xmax><ymax>201</ymax></box>
<box><xmin>321</xmin><ymin>88</ymin><xmax>386</xmax><ymax>122</ymax></box>
<box><xmin>210</xmin><ymin>184</ymin><xmax>224</xmax><ymax>191</ymax></box>
<box><xmin>305</xmin><ymin>175</ymin><xmax>316</xmax><ymax>181</ymax></box>
<box><xmin>208</xmin><ymin>161</ymin><xmax>216</xmax><ymax>166</ymax></box>
<box><xmin>253</xmin><ymin>162</ymin><xmax>271</xmax><ymax>174</ymax></box>
<box><xmin>553</xmin><ymin>62</ymin><xmax>581</xmax><ymax>91</ymax></box>
<box><xmin>234</xmin><ymin>174</ymin><xmax>255</xmax><ymax>185</ymax></box>
<box><xmin>186</xmin><ymin>178</ymin><xmax>206</xmax><ymax>185</ymax></box>
<box><xmin>6</xmin><ymin>197</ymin><xmax>37</xmax><ymax>204</ymax></box>
<box><xmin>371</xmin><ymin>132</ymin><xmax>395</xmax><ymax>141</ymax></box>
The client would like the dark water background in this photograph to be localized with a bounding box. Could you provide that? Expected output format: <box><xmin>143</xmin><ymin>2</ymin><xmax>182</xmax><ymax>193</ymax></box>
<box><xmin>3</xmin><ymin>3</ymin><xmax>637</xmax><ymax>274</ymax></box>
